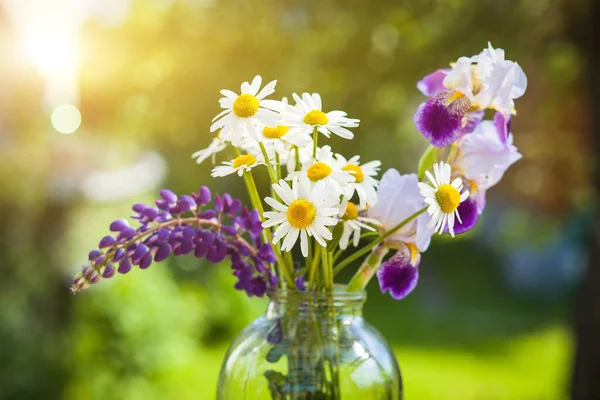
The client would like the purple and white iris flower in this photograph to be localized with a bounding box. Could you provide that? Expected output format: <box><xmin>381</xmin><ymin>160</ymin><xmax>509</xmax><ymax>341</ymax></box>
<box><xmin>414</xmin><ymin>43</ymin><xmax>527</xmax><ymax>148</ymax></box>
<box><xmin>446</xmin><ymin>112</ymin><xmax>522</xmax><ymax>233</ymax></box>
<box><xmin>368</xmin><ymin>170</ymin><xmax>433</xmax><ymax>299</ymax></box>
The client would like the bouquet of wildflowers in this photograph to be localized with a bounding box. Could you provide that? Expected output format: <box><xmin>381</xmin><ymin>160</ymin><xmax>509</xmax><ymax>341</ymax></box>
<box><xmin>72</xmin><ymin>42</ymin><xmax>525</xmax><ymax>299</ymax></box>
<box><xmin>71</xmin><ymin>42</ymin><xmax>526</xmax><ymax>398</ymax></box>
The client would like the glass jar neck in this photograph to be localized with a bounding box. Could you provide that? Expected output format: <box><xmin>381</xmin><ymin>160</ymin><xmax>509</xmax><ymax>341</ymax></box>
<box><xmin>265</xmin><ymin>287</ymin><xmax>366</xmax><ymax>320</ymax></box>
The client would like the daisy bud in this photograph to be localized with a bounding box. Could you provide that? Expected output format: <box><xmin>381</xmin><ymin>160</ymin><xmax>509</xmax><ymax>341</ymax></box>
<box><xmin>109</xmin><ymin>219</ymin><xmax>130</xmax><ymax>232</ymax></box>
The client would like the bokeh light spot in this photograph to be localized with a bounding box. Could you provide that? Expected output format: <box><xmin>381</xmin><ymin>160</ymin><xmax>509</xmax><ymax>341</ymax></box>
<box><xmin>51</xmin><ymin>104</ymin><xmax>81</xmax><ymax>134</ymax></box>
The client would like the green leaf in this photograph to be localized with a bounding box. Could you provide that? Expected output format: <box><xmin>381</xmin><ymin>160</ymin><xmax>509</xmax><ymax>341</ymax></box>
<box><xmin>417</xmin><ymin>145</ymin><xmax>439</xmax><ymax>181</ymax></box>
<box><xmin>327</xmin><ymin>222</ymin><xmax>344</xmax><ymax>252</ymax></box>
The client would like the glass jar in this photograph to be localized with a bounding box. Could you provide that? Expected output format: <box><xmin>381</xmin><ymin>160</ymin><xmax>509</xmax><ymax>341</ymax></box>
<box><xmin>217</xmin><ymin>288</ymin><xmax>402</xmax><ymax>399</ymax></box>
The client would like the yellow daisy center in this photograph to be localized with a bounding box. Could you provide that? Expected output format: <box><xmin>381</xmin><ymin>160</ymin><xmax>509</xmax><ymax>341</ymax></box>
<box><xmin>306</xmin><ymin>162</ymin><xmax>332</xmax><ymax>182</ymax></box>
<box><xmin>343</xmin><ymin>202</ymin><xmax>359</xmax><ymax>220</ymax></box>
<box><xmin>303</xmin><ymin>110</ymin><xmax>328</xmax><ymax>126</ymax></box>
<box><xmin>263</xmin><ymin>125</ymin><xmax>289</xmax><ymax>139</ymax></box>
<box><xmin>435</xmin><ymin>184</ymin><xmax>461</xmax><ymax>213</ymax></box>
<box><xmin>232</xmin><ymin>154</ymin><xmax>257</xmax><ymax>169</ymax></box>
<box><xmin>342</xmin><ymin>164</ymin><xmax>364</xmax><ymax>183</ymax></box>
<box><xmin>233</xmin><ymin>94</ymin><xmax>259</xmax><ymax>118</ymax></box>
<box><xmin>286</xmin><ymin>200</ymin><xmax>316</xmax><ymax>229</ymax></box>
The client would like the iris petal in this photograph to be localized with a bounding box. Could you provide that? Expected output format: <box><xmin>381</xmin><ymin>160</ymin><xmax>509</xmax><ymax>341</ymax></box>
<box><xmin>377</xmin><ymin>247</ymin><xmax>420</xmax><ymax>300</ymax></box>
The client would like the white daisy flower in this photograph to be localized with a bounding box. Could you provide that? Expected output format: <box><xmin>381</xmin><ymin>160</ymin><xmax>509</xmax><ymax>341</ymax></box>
<box><xmin>192</xmin><ymin>135</ymin><xmax>227</xmax><ymax>165</ymax></box>
<box><xmin>283</xmin><ymin>93</ymin><xmax>359</xmax><ymax>140</ymax></box>
<box><xmin>288</xmin><ymin>146</ymin><xmax>355</xmax><ymax>197</ymax></box>
<box><xmin>258</xmin><ymin>124</ymin><xmax>313</xmax><ymax>159</ymax></box>
<box><xmin>337</xmin><ymin>200</ymin><xmax>380</xmax><ymax>250</ymax></box>
<box><xmin>211</xmin><ymin>153</ymin><xmax>264</xmax><ymax>178</ymax></box>
<box><xmin>210</xmin><ymin>75</ymin><xmax>281</xmax><ymax>146</ymax></box>
<box><xmin>335</xmin><ymin>154</ymin><xmax>380</xmax><ymax>208</ymax></box>
<box><xmin>418</xmin><ymin>162</ymin><xmax>470</xmax><ymax>237</ymax></box>
<box><xmin>262</xmin><ymin>178</ymin><xmax>339</xmax><ymax>257</ymax></box>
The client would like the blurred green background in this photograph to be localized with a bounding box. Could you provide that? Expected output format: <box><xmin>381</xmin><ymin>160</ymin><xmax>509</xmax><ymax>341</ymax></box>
<box><xmin>0</xmin><ymin>0</ymin><xmax>594</xmax><ymax>399</ymax></box>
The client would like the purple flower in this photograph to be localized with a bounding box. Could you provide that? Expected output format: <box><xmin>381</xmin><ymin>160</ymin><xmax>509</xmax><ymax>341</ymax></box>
<box><xmin>377</xmin><ymin>244</ymin><xmax>420</xmax><ymax>300</ymax></box>
<box><xmin>414</xmin><ymin>91</ymin><xmax>472</xmax><ymax>148</ymax></box>
<box><xmin>72</xmin><ymin>186</ymin><xmax>276</xmax><ymax>298</ymax></box>
<box><xmin>99</xmin><ymin>235</ymin><xmax>116</xmax><ymax>249</ymax></box>
<box><xmin>109</xmin><ymin>219</ymin><xmax>129</xmax><ymax>232</ymax></box>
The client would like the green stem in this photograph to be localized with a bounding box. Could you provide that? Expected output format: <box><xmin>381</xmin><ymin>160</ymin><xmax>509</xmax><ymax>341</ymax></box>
<box><xmin>346</xmin><ymin>246</ymin><xmax>389</xmax><ymax>292</ymax></box>
<box><xmin>334</xmin><ymin>206</ymin><xmax>427</xmax><ymax>275</ymax></box>
<box><xmin>294</xmin><ymin>145</ymin><xmax>301</xmax><ymax>172</ymax></box>
<box><xmin>308</xmin><ymin>246</ymin><xmax>321</xmax><ymax>290</ymax></box>
<box><xmin>258</xmin><ymin>141</ymin><xmax>277</xmax><ymax>185</ymax></box>
<box><xmin>312</xmin><ymin>126</ymin><xmax>319</xmax><ymax>159</ymax></box>
<box><xmin>275</xmin><ymin>152</ymin><xmax>282</xmax><ymax>181</ymax></box>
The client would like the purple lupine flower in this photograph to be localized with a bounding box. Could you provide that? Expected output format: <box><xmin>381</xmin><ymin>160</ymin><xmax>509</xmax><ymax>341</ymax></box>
<box><xmin>71</xmin><ymin>186</ymin><xmax>277</xmax><ymax>298</ymax></box>
<box><xmin>377</xmin><ymin>244</ymin><xmax>420</xmax><ymax>300</ymax></box>
<box><xmin>109</xmin><ymin>219</ymin><xmax>129</xmax><ymax>232</ymax></box>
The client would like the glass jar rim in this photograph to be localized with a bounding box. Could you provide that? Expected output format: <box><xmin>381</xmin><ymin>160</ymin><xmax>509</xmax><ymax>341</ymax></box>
<box><xmin>267</xmin><ymin>284</ymin><xmax>367</xmax><ymax>304</ymax></box>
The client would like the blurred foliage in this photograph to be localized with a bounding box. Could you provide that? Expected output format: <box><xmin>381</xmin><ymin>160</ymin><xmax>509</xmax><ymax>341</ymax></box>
<box><xmin>0</xmin><ymin>0</ymin><xmax>593</xmax><ymax>398</ymax></box>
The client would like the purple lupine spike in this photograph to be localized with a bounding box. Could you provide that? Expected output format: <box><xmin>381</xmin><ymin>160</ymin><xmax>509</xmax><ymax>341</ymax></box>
<box><xmin>89</xmin><ymin>272</ymin><xmax>101</xmax><ymax>284</ymax></box>
<box><xmin>178</xmin><ymin>195</ymin><xmax>197</xmax><ymax>213</ymax></box>
<box><xmin>155</xmin><ymin>242</ymin><xmax>171</xmax><ymax>262</ymax></box>
<box><xmin>132</xmin><ymin>203</ymin><xmax>147</xmax><ymax>213</ymax></box>
<box><xmin>102</xmin><ymin>263</ymin><xmax>115</xmax><ymax>278</ymax></box>
<box><xmin>72</xmin><ymin>187</ymin><xmax>274</xmax><ymax>296</ymax></box>
<box><xmin>118</xmin><ymin>258</ymin><xmax>132</xmax><ymax>274</ymax></box>
<box><xmin>93</xmin><ymin>256</ymin><xmax>106</xmax><ymax>267</ymax></box>
<box><xmin>157</xmin><ymin>228</ymin><xmax>170</xmax><ymax>242</ymax></box>
<box><xmin>214</xmin><ymin>194</ymin><xmax>224</xmax><ymax>212</ymax></box>
<box><xmin>109</xmin><ymin>219</ymin><xmax>130</xmax><ymax>232</ymax></box>
<box><xmin>155</xmin><ymin>199</ymin><xmax>170</xmax><ymax>211</ymax></box>
<box><xmin>181</xmin><ymin>240</ymin><xmax>194</xmax><ymax>255</ymax></box>
<box><xmin>222</xmin><ymin>226</ymin><xmax>237</xmax><ymax>236</ymax></box>
<box><xmin>142</xmin><ymin>207</ymin><xmax>159</xmax><ymax>220</ymax></box>
<box><xmin>139</xmin><ymin>253</ymin><xmax>153</xmax><ymax>269</ymax></box>
<box><xmin>113</xmin><ymin>248</ymin><xmax>125</xmax><ymax>262</ymax></box>
<box><xmin>198</xmin><ymin>186</ymin><xmax>211</xmax><ymax>205</ymax></box>
<box><xmin>125</xmin><ymin>243</ymin><xmax>138</xmax><ymax>257</ymax></box>
<box><xmin>99</xmin><ymin>235</ymin><xmax>116</xmax><ymax>248</ymax></box>
<box><xmin>118</xmin><ymin>227</ymin><xmax>137</xmax><ymax>241</ymax></box>
<box><xmin>182</xmin><ymin>226</ymin><xmax>195</xmax><ymax>240</ymax></box>
<box><xmin>160</xmin><ymin>189</ymin><xmax>178</xmax><ymax>204</ymax></box>
<box><xmin>88</xmin><ymin>250</ymin><xmax>102</xmax><ymax>261</ymax></box>
<box><xmin>132</xmin><ymin>244</ymin><xmax>149</xmax><ymax>264</ymax></box>
<box><xmin>229</xmin><ymin>199</ymin><xmax>242</xmax><ymax>215</ymax></box>
<box><xmin>222</xmin><ymin>193</ymin><xmax>233</xmax><ymax>212</ymax></box>
<box><xmin>201</xmin><ymin>210</ymin><xmax>216</xmax><ymax>219</ymax></box>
